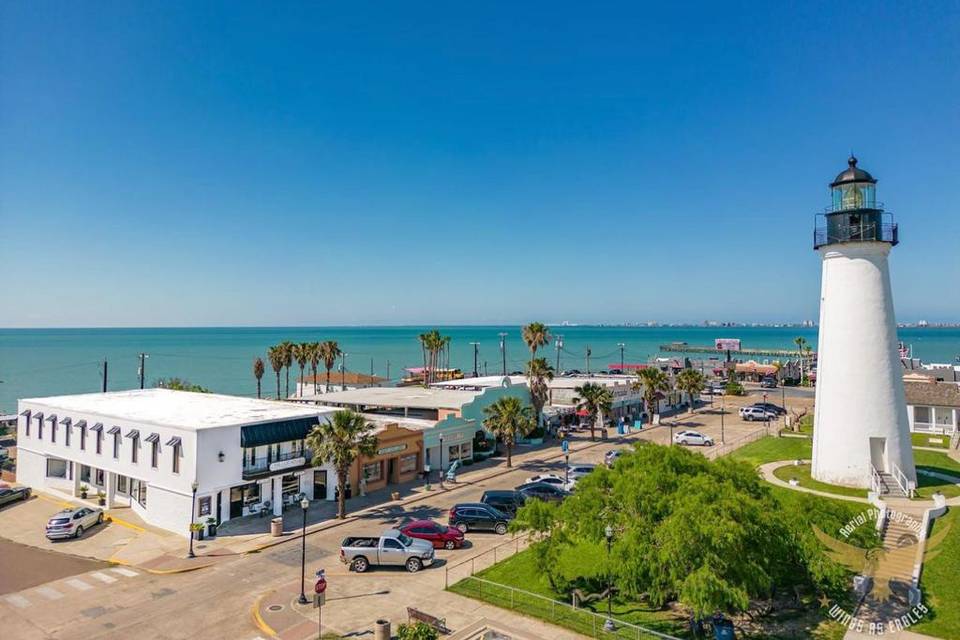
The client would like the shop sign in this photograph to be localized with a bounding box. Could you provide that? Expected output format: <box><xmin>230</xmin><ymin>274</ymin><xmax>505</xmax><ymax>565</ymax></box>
<box><xmin>377</xmin><ymin>444</ymin><xmax>407</xmax><ymax>456</ymax></box>
<box><xmin>269</xmin><ymin>456</ymin><xmax>306</xmax><ymax>472</ymax></box>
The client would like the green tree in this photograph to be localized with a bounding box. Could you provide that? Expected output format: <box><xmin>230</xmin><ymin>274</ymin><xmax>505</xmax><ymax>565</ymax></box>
<box><xmin>155</xmin><ymin>377</ymin><xmax>210</xmax><ymax>393</ymax></box>
<box><xmin>279</xmin><ymin>341</ymin><xmax>295</xmax><ymax>398</ymax></box>
<box><xmin>521</xmin><ymin>322</ymin><xmax>551</xmax><ymax>362</ymax></box>
<box><xmin>292</xmin><ymin>342</ymin><xmax>310</xmax><ymax>397</ymax></box>
<box><xmin>675</xmin><ymin>368</ymin><xmax>705</xmax><ymax>415</ymax></box>
<box><xmin>253</xmin><ymin>357</ymin><xmax>265</xmax><ymax>399</ymax></box>
<box><xmin>482</xmin><ymin>396</ymin><xmax>535</xmax><ymax>468</ymax></box>
<box><xmin>632</xmin><ymin>368</ymin><xmax>670</xmax><ymax>423</ymax></box>
<box><xmin>572</xmin><ymin>382</ymin><xmax>613</xmax><ymax>441</ymax></box>
<box><xmin>525</xmin><ymin>357</ymin><xmax>554</xmax><ymax>429</ymax></box>
<box><xmin>318</xmin><ymin>340</ymin><xmax>342</xmax><ymax>392</ymax></box>
<box><xmin>396</xmin><ymin>621</ymin><xmax>439</xmax><ymax>640</ymax></box>
<box><xmin>267</xmin><ymin>345</ymin><xmax>285</xmax><ymax>399</ymax></box>
<box><xmin>794</xmin><ymin>336</ymin><xmax>808</xmax><ymax>385</ymax></box>
<box><xmin>305</xmin><ymin>410</ymin><xmax>377</xmax><ymax>519</ymax></box>
<box><xmin>308</xmin><ymin>342</ymin><xmax>321</xmax><ymax>394</ymax></box>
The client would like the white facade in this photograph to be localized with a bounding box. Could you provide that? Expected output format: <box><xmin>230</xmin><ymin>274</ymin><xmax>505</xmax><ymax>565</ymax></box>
<box><xmin>812</xmin><ymin>242</ymin><xmax>916</xmax><ymax>488</ymax></box>
<box><xmin>16</xmin><ymin>389</ymin><xmax>336</xmax><ymax>537</ymax></box>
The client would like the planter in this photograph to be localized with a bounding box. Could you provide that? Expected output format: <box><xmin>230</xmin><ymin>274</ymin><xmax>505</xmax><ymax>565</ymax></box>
<box><xmin>207</xmin><ymin>523</ymin><xmax>217</xmax><ymax>537</ymax></box>
<box><xmin>80</xmin><ymin>492</ymin><xmax>88</xmax><ymax>499</ymax></box>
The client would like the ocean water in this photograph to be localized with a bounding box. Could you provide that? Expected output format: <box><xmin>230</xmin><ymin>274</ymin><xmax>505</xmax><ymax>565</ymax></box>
<box><xmin>1</xmin><ymin>326</ymin><xmax>957</xmax><ymax>413</ymax></box>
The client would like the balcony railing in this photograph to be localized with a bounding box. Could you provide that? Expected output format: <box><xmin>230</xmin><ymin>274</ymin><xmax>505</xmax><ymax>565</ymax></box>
<box><xmin>242</xmin><ymin>449</ymin><xmax>311</xmax><ymax>478</ymax></box>
<box><xmin>814</xmin><ymin>222</ymin><xmax>898</xmax><ymax>249</ymax></box>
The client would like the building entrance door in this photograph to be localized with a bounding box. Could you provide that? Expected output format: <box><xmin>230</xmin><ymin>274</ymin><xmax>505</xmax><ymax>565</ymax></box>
<box><xmin>869</xmin><ymin>437</ymin><xmax>887</xmax><ymax>472</ymax></box>
<box><xmin>229</xmin><ymin>486</ymin><xmax>244</xmax><ymax>519</ymax></box>
<box><xmin>313</xmin><ymin>470</ymin><xmax>327</xmax><ymax>500</ymax></box>
<box><xmin>387</xmin><ymin>458</ymin><xmax>396</xmax><ymax>483</ymax></box>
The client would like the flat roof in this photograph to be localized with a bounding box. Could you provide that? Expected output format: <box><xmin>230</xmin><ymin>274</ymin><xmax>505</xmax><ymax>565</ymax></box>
<box><xmin>20</xmin><ymin>389</ymin><xmax>334</xmax><ymax>432</ymax></box>
<box><xmin>313</xmin><ymin>386</ymin><xmax>481</xmax><ymax>410</ymax></box>
<box><xmin>361</xmin><ymin>413</ymin><xmax>445</xmax><ymax>433</ymax></box>
<box><xmin>431</xmin><ymin>375</ymin><xmax>634</xmax><ymax>390</ymax></box>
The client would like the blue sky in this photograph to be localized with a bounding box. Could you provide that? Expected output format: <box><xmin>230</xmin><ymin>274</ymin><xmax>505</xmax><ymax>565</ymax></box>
<box><xmin>2</xmin><ymin>2</ymin><xmax>958</xmax><ymax>327</ymax></box>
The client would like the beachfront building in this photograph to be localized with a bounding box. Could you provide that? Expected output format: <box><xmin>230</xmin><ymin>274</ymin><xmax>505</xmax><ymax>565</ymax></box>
<box><xmin>15</xmin><ymin>389</ymin><xmax>336</xmax><ymax>536</ymax></box>
<box><xmin>295</xmin><ymin>371</ymin><xmax>388</xmax><ymax>397</ymax></box>
<box><xmin>811</xmin><ymin>157</ymin><xmax>916</xmax><ymax>492</ymax></box>
<box><xmin>904</xmin><ymin>380</ymin><xmax>960</xmax><ymax>438</ymax></box>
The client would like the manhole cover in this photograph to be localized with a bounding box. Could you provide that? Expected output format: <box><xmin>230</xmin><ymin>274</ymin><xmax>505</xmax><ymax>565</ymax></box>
<box><xmin>268</xmin><ymin>605</ymin><xmax>283</xmax><ymax>612</ymax></box>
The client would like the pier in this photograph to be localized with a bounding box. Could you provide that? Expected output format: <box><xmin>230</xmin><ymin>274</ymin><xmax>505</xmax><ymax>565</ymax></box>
<box><xmin>658</xmin><ymin>343</ymin><xmax>814</xmax><ymax>359</ymax></box>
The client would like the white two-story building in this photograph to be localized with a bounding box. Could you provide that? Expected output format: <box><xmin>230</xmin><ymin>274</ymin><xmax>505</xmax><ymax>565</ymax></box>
<box><xmin>16</xmin><ymin>389</ymin><xmax>336</xmax><ymax>537</ymax></box>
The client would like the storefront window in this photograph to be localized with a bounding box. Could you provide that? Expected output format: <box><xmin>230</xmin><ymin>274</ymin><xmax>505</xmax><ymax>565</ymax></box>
<box><xmin>80</xmin><ymin>465</ymin><xmax>91</xmax><ymax>483</ymax></box>
<box><xmin>363</xmin><ymin>461</ymin><xmax>382</xmax><ymax>482</ymax></box>
<box><xmin>914</xmin><ymin>406</ymin><xmax>932</xmax><ymax>424</ymax></box>
<box><xmin>95</xmin><ymin>469</ymin><xmax>105</xmax><ymax>487</ymax></box>
<box><xmin>117</xmin><ymin>476</ymin><xmax>128</xmax><ymax>495</ymax></box>
<box><xmin>199</xmin><ymin>496</ymin><xmax>212</xmax><ymax>517</ymax></box>
<box><xmin>282</xmin><ymin>474</ymin><xmax>300</xmax><ymax>498</ymax></box>
<box><xmin>46</xmin><ymin>458</ymin><xmax>68</xmax><ymax>478</ymax></box>
<box><xmin>244</xmin><ymin>483</ymin><xmax>261</xmax><ymax>506</ymax></box>
<box><xmin>400</xmin><ymin>454</ymin><xmax>417</xmax><ymax>474</ymax></box>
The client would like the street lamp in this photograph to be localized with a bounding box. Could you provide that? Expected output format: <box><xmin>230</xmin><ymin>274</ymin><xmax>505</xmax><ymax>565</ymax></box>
<box><xmin>424</xmin><ymin>463</ymin><xmax>431</xmax><ymax>491</ymax></box>
<box><xmin>439</xmin><ymin>434</ymin><xmax>445</xmax><ymax>489</ymax></box>
<box><xmin>298</xmin><ymin>494</ymin><xmax>310</xmax><ymax>604</ymax></box>
<box><xmin>720</xmin><ymin>393</ymin><xmax>726</xmax><ymax>445</ymax></box>
<box><xmin>564</xmin><ymin>453</ymin><xmax>569</xmax><ymax>486</ymax></box>
<box><xmin>187</xmin><ymin>480</ymin><xmax>199</xmax><ymax>558</ymax></box>
<box><xmin>604</xmin><ymin>525</ymin><xmax>614</xmax><ymax>631</ymax></box>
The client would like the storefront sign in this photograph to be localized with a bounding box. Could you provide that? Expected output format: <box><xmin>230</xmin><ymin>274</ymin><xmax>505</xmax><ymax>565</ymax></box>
<box><xmin>377</xmin><ymin>444</ymin><xmax>407</xmax><ymax>456</ymax></box>
<box><xmin>269</xmin><ymin>456</ymin><xmax>305</xmax><ymax>472</ymax></box>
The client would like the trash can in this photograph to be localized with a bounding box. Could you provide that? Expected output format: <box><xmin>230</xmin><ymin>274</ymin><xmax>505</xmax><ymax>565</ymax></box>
<box><xmin>270</xmin><ymin>517</ymin><xmax>283</xmax><ymax>537</ymax></box>
<box><xmin>374</xmin><ymin>619</ymin><xmax>390</xmax><ymax>640</ymax></box>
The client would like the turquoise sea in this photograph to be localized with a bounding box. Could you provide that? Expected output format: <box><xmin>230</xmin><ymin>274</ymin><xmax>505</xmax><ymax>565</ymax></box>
<box><xmin>1</xmin><ymin>326</ymin><xmax>958</xmax><ymax>413</ymax></box>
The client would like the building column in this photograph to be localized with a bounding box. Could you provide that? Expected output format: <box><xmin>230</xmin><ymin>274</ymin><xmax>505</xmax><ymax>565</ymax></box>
<box><xmin>73</xmin><ymin>465</ymin><xmax>82</xmax><ymax>497</ymax></box>
<box><xmin>105</xmin><ymin>472</ymin><xmax>115</xmax><ymax>509</ymax></box>
<box><xmin>218</xmin><ymin>491</ymin><xmax>230</xmax><ymax>524</ymax></box>
<box><xmin>272</xmin><ymin>477</ymin><xmax>282</xmax><ymax>516</ymax></box>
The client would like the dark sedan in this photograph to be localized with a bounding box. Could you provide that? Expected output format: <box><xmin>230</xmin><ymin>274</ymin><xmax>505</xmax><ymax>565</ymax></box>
<box><xmin>517</xmin><ymin>482</ymin><xmax>570</xmax><ymax>502</ymax></box>
<box><xmin>0</xmin><ymin>485</ymin><xmax>31</xmax><ymax>507</ymax></box>
<box><xmin>400</xmin><ymin>519</ymin><xmax>465</xmax><ymax>550</ymax></box>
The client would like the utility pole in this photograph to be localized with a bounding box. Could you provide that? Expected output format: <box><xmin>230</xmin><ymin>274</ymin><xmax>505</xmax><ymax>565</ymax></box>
<box><xmin>555</xmin><ymin>335</ymin><xmax>563</xmax><ymax>373</ymax></box>
<box><xmin>101</xmin><ymin>359</ymin><xmax>108</xmax><ymax>393</ymax></box>
<box><xmin>340</xmin><ymin>353</ymin><xmax>348</xmax><ymax>390</ymax></box>
<box><xmin>618</xmin><ymin>343</ymin><xmax>625</xmax><ymax>371</ymax></box>
<box><xmin>137</xmin><ymin>353</ymin><xmax>148</xmax><ymax>389</ymax></box>
<box><xmin>498</xmin><ymin>333</ymin><xmax>507</xmax><ymax>376</ymax></box>
<box><xmin>483</xmin><ymin>361</ymin><xmax>488</xmax><ymax>376</ymax></box>
<box><xmin>585</xmin><ymin>347</ymin><xmax>591</xmax><ymax>375</ymax></box>
<box><xmin>386</xmin><ymin>360</ymin><xmax>390</xmax><ymax>381</ymax></box>
<box><xmin>470</xmin><ymin>342</ymin><xmax>480</xmax><ymax>377</ymax></box>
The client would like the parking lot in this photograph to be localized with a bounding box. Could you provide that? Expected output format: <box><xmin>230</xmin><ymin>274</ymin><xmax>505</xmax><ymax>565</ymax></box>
<box><xmin>0</xmin><ymin>537</ymin><xmax>110</xmax><ymax>595</ymax></box>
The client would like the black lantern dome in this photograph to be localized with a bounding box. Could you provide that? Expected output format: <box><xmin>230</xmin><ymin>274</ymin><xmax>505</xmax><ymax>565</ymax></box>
<box><xmin>814</xmin><ymin>156</ymin><xmax>897</xmax><ymax>250</ymax></box>
<box><xmin>830</xmin><ymin>155</ymin><xmax>876</xmax><ymax>187</ymax></box>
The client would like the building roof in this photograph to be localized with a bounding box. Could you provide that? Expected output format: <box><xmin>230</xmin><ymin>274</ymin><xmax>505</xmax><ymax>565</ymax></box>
<box><xmin>904</xmin><ymin>381</ymin><xmax>960</xmax><ymax>408</ymax></box>
<box><xmin>301</xmin><ymin>371</ymin><xmax>387</xmax><ymax>386</ymax></box>
<box><xmin>19</xmin><ymin>389</ymin><xmax>334</xmax><ymax>431</ymax></box>
<box><xmin>735</xmin><ymin>360</ymin><xmax>778</xmax><ymax>376</ymax></box>
<box><xmin>431</xmin><ymin>374</ymin><xmax>634</xmax><ymax>391</ymax></box>
<box><xmin>313</xmin><ymin>386</ymin><xmax>481</xmax><ymax>410</ymax></box>
<box><xmin>831</xmin><ymin>155</ymin><xmax>877</xmax><ymax>187</ymax></box>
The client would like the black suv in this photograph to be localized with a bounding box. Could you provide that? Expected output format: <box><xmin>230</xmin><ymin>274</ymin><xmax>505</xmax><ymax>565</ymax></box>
<box><xmin>480</xmin><ymin>490</ymin><xmax>525</xmax><ymax>516</ymax></box>
<box><xmin>448</xmin><ymin>503</ymin><xmax>510</xmax><ymax>534</ymax></box>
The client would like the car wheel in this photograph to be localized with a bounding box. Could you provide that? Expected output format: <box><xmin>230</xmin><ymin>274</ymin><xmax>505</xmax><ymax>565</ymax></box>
<box><xmin>406</xmin><ymin>557</ymin><xmax>423</xmax><ymax>573</ymax></box>
<box><xmin>97</xmin><ymin>513</ymin><xmax>104</xmax><ymax>524</ymax></box>
<box><xmin>444</xmin><ymin>540</ymin><xmax>456</xmax><ymax>550</ymax></box>
<box><xmin>494</xmin><ymin>523</ymin><xmax>507</xmax><ymax>535</ymax></box>
<box><xmin>457</xmin><ymin>523</ymin><xmax>468</xmax><ymax>533</ymax></box>
<box><xmin>679</xmin><ymin>440</ymin><xmax>688</xmax><ymax>446</ymax></box>
<box><xmin>74</xmin><ymin>525</ymin><xmax>84</xmax><ymax>539</ymax></box>
<box><xmin>352</xmin><ymin>557</ymin><xmax>369</xmax><ymax>573</ymax></box>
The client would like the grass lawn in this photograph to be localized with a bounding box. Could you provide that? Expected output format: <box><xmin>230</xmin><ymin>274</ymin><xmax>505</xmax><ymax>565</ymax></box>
<box><xmin>912</xmin><ymin>507</ymin><xmax>960</xmax><ymax>639</ymax></box>
<box><xmin>772</xmin><ymin>463</ymin><xmax>869</xmax><ymax>498</ymax></box>
<box><xmin>912</xmin><ymin>432</ymin><xmax>951</xmax><ymax>449</ymax></box>
<box><xmin>913</xmin><ymin>450</ymin><xmax>960</xmax><ymax>499</ymax></box>
<box><xmin>727</xmin><ymin>435</ymin><xmax>812</xmax><ymax>467</ymax></box>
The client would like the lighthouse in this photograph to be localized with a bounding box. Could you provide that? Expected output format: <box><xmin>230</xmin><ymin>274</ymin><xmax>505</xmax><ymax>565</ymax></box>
<box><xmin>811</xmin><ymin>157</ymin><xmax>916</xmax><ymax>495</ymax></box>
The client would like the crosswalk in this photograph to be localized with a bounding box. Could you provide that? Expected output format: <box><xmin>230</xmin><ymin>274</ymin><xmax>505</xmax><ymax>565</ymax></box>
<box><xmin>3</xmin><ymin>567</ymin><xmax>140</xmax><ymax>610</ymax></box>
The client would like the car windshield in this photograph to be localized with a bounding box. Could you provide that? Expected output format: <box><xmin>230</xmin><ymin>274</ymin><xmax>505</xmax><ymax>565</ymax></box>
<box><xmin>397</xmin><ymin>533</ymin><xmax>414</xmax><ymax>547</ymax></box>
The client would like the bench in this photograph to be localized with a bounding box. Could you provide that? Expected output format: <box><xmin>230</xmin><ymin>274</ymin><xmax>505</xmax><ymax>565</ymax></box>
<box><xmin>407</xmin><ymin>607</ymin><xmax>449</xmax><ymax>634</ymax></box>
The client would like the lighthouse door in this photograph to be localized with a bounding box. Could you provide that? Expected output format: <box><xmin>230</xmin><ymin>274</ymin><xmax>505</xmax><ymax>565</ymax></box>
<box><xmin>869</xmin><ymin>437</ymin><xmax>888</xmax><ymax>472</ymax></box>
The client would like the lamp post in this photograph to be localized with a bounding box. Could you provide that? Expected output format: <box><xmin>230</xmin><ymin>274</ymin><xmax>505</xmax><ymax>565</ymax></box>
<box><xmin>470</xmin><ymin>342</ymin><xmax>480</xmax><ymax>377</ymax></box>
<box><xmin>555</xmin><ymin>336</ymin><xmax>563</xmax><ymax>372</ymax></box>
<box><xmin>564</xmin><ymin>453</ymin><xmax>569</xmax><ymax>486</ymax></box>
<box><xmin>720</xmin><ymin>393</ymin><xmax>726</xmax><ymax>445</ymax></box>
<box><xmin>498</xmin><ymin>333</ymin><xmax>508</xmax><ymax>375</ymax></box>
<box><xmin>298</xmin><ymin>495</ymin><xmax>310</xmax><ymax>604</ymax></box>
<box><xmin>424</xmin><ymin>463</ymin><xmax>431</xmax><ymax>491</ymax></box>
<box><xmin>617</xmin><ymin>343</ymin><xmax>625</xmax><ymax>371</ymax></box>
<box><xmin>187</xmin><ymin>480</ymin><xmax>199</xmax><ymax>558</ymax></box>
<box><xmin>439</xmin><ymin>434</ymin><xmax>445</xmax><ymax>489</ymax></box>
<box><xmin>604</xmin><ymin>525</ymin><xmax>614</xmax><ymax>630</ymax></box>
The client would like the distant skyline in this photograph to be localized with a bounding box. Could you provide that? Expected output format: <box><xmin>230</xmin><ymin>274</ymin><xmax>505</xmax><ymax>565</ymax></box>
<box><xmin>2</xmin><ymin>2</ymin><xmax>959</xmax><ymax>327</ymax></box>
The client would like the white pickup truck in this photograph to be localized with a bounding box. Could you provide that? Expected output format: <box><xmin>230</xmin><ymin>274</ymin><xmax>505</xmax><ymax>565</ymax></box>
<box><xmin>339</xmin><ymin>529</ymin><xmax>435</xmax><ymax>573</ymax></box>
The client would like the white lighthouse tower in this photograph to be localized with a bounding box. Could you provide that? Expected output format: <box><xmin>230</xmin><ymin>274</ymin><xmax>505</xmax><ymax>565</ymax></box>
<box><xmin>811</xmin><ymin>157</ymin><xmax>916</xmax><ymax>495</ymax></box>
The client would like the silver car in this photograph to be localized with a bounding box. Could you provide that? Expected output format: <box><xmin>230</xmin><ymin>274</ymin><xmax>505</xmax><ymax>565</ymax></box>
<box><xmin>339</xmin><ymin>529</ymin><xmax>435</xmax><ymax>573</ymax></box>
<box><xmin>46</xmin><ymin>506</ymin><xmax>105</xmax><ymax>540</ymax></box>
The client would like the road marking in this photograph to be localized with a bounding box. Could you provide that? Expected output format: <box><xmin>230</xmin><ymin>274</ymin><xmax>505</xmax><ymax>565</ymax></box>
<box><xmin>66</xmin><ymin>578</ymin><xmax>92</xmax><ymax>591</ymax></box>
<box><xmin>90</xmin><ymin>571</ymin><xmax>117</xmax><ymax>584</ymax></box>
<box><xmin>5</xmin><ymin>594</ymin><xmax>30</xmax><ymax>608</ymax></box>
<box><xmin>110</xmin><ymin>567</ymin><xmax>138</xmax><ymax>577</ymax></box>
<box><xmin>35</xmin><ymin>586</ymin><xmax>63</xmax><ymax>600</ymax></box>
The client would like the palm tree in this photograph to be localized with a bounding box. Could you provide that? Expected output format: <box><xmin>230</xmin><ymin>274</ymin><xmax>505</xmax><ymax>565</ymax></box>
<box><xmin>318</xmin><ymin>340</ymin><xmax>342</xmax><ymax>392</ymax></box>
<box><xmin>675</xmin><ymin>368</ymin><xmax>706</xmax><ymax>416</ymax></box>
<box><xmin>308</xmin><ymin>342</ymin><xmax>322</xmax><ymax>394</ymax></box>
<box><xmin>572</xmin><ymin>382</ymin><xmax>613</xmax><ymax>442</ymax></box>
<box><xmin>267</xmin><ymin>346</ymin><xmax>285</xmax><ymax>400</ymax></box>
<box><xmin>794</xmin><ymin>336</ymin><xmax>808</xmax><ymax>385</ymax></box>
<box><xmin>278</xmin><ymin>341</ymin><xmax>295</xmax><ymax>399</ymax></box>
<box><xmin>253</xmin><ymin>357</ymin><xmax>265</xmax><ymax>399</ymax></box>
<box><xmin>522</xmin><ymin>322</ymin><xmax>551</xmax><ymax>363</ymax></box>
<box><xmin>525</xmin><ymin>357</ymin><xmax>554</xmax><ymax>429</ymax></box>
<box><xmin>417</xmin><ymin>330</ymin><xmax>443</xmax><ymax>385</ymax></box>
<box><xmin>483</xmin><ymin>396</ymin><xmax>535</xmax><ymax>468</ymax></box>
<box><xmin>305</xmin><ymin>410</ymin><xmax>378</xmax><ymax>519</ymax></box>
<box><xmin>292</xmin><ymin>343</ymin><xmax>310</xmax><ymax>397</ymax></box>
<box><xmin>632</xmin><ymin>368</ymin><xmax>670</xmax><ymax>423</ymax></box>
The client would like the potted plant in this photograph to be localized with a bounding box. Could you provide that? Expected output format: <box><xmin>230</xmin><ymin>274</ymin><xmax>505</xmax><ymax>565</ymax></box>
<box><xmin>79</xmin><ymin>484</ymin><xmax>89</xmax><ymax>499</ymax></box>
<box><xmin>205</xmin><ymin>516</ymin><xmax>217</xmax><ymax>538</ymax></box>
<box><xmin>190</xmin><ymin>521</ymin><xmax>204</xmax><ymax>541</ymax></box>
<box><xmin>96</xmin><ymin>490</ymin><xmax>106</xmax><ymax>506</ymax></box>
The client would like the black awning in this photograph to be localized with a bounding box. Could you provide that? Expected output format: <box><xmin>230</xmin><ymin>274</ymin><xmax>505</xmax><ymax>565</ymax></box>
<box><xmin>165</xmin><ymin>436</ymin><xmax>182</xmax><ymax>447</ymax></box>
<box><xmin>33</xmin><ymin>412</ymin><xmax>43</xmax><ymax>421</ymax></box>
<box><xmin>90</xmin><ymin>422</ymin><xmax>104</xmax><ymax>432</ymax></box>
<box><xmin>74</xmin><ymin>420</ymin><xmax>87</xmax><ymax>429</ymax></box>
<box><xmin>60</xmin><ymin>417</ymin><xmax>72</xmax><ymax>427</ymax></box>
<box><xmin>19</xmin><ymin>410</ymin><xmax>30</xmax><ymax>418</ymax></box>
<box><xmin>45</xmin><ymin>414</ymin><xmax>57</xmax><ymax>423</ymax></box>
<box><xmin>107</xmin><ymin>426</ymin><xmax>121</xmax><ymax>435</ymax></box>
<box><xmin>125</xmin><ymin>429</ymin><xmax>140</xmax><ymax>439</ymax></box>
<box><xmin>145</xmin><ymin>433</ymin><xmax>160</xmax><ymax>444</ymax></box>
<box><xmin>241</xmin><ymin>417</ymin><xmax>320</xmax><ymax>448</ymax></box>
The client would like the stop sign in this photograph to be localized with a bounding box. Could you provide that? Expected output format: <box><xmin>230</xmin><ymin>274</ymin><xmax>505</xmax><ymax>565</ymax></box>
<box><xmin>314</xmin><ymin>577</ymin><xmax>327</xmax><ymax>594</ymax></box>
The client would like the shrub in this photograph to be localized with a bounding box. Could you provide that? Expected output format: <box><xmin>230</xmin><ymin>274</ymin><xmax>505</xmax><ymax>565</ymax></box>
<box><xmin>396</xmin><ymin>621</ymin><xmax>439</xmax><ymax>640</ymax></box>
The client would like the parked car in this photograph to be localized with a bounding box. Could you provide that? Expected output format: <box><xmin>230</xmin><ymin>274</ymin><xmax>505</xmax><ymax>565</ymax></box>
<box><xmin>517</xmin><ymin>482</ymin><xmax>570</xmax><ymax>502</ymax></box>
<box><xmin>673</xmin><ymin>430</ymin><xmax>714</xmax><ymax>446</ymax></box>
<box><xmin>740</xmin><ymin>406</ymin><xmax>776</xmax><ymax>421</ymax></box>
<box><xmin>448</xmin><ymin>503</ymin><xmax>510</xmax><ymax>534</ymax></box>
<box><xmin>45</xmin><ymin>506</ymin><xmax>104</xmax><ymax>540</ymax></box>
<box><xmin>760</xmin><ymin>376</ymin><xmax>778</xmax><ymax>389</ymax></box>
<box><xmin>339</xmin><ymin>529</ymin><xmax>435</xmax><ymax>573</ymax></box>
<box><xmin>566</xmin><ymin>464</ymin><xmax>596</xmax><ymax>482</ymax></box>
<box><xmin>525</xmin><ymin>473</ymin><xmax>567</xmax><ymax>489</ymax></box>
<box><xmin>0</xmin><ymin>485</ymin><xmax>31</xmax><ymax>507</ymax></box>
<box><xmin>480</xmin><ymin>490</ymin><xmax>525</xmax><ymax>517</ymax></box>
<box><xmin>604</xmin><ymin>448</ymin><xmax>628</xmax><ymax>467</ymax></box>
<box><xmin>750</xmin><ymin>402</ymin><xmax>787</xmax><ymax>415</ymax></box>
<box><xmin>399</xmin><ymin>519</ymin><xmax>464</xmax><ymax>550</ymax></box>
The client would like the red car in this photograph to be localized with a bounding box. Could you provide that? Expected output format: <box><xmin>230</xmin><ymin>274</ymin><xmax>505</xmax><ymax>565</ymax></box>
<box><xmin>400</xmin><ymin>519</ymin><xmax>465</xmax><ymax>550</ymax></box>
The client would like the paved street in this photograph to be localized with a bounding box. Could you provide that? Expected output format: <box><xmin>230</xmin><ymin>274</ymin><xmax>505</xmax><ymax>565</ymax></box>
<box><xmin>0</xmin><ymin>393</ymin><xmax>796</xmax><ymax>640</ymax></box>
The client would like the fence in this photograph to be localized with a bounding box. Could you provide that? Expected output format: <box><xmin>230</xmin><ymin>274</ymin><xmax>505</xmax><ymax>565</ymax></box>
<box><xmin>444</xmin><ymin>533</ymin><xmax>531</xmax><ymax>588</ymax></box>
<box><xmin>703</xmin><ymin>425</ymin><xmax>769</xmax><ymax>460</ymax></box>
<box><xmin>451</xmin><ymin>576</ymin><xmax>682</xmax><ymax>640</ymax></box>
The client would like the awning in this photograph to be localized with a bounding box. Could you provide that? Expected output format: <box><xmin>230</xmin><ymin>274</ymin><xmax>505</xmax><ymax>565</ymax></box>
<box><xmin>19</xmin><ymin>410</ymin><xmax>31</xmax><ymax>418</ymax></box>
<box><xmin>60</xmin><ymin>417</ymin><xmax>72</xmax><ymax>426</ymax></box>
<box><xmin>45</xmin><ymin>414</ymin><xmax>57</xmax><ymax>423</ymax></box>
<box><xmin>145</xmin><ymin>433</ymin><xmax>160</xmax><ymax>444</ymax></box>
<box><xmin>74</xmin><ymin>420</ymin><xmax>87</xmax><ymax>429</ymax></box>
<box><xmin>165</xmin><ymin>436</ymin><xmax>182</xmax><ymax>447</ymax></box>
<box><xmin>240</xmin><ymin>417</ymin><xmax>320</xmax><ymax>448</ymax></box>
<box><xmin>33</xmin><ymin>412</ymin><xmax>44</xmax><ymax>421</ymax></box>
<box><xmin>90</xmin><ymin>422</ymin><xmax>104</xmax><ymax>432</ymax></box>
<box><xmin>125</xmin><ymin>429</ymin><xmax>140</xmax><ymax>439</ymax></box>
<box><xmin>107</xmin><ymin>426</ymin><xmax>121</xmax><ymax>435</ymax></box>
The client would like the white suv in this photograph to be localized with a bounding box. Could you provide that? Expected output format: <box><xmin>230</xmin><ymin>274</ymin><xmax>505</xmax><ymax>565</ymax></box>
<box><xmin>673</xmin><ymin>430</ymin><xmax>714</xmax><ymax>446</ymax></box>
<box><xmin>739</xmin><ymin>406</ymin><xmax>775</xmax><ymax>421</ymax></box>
